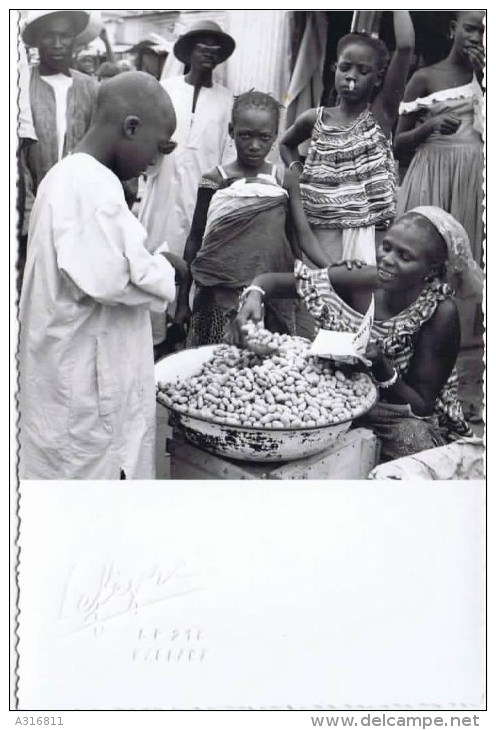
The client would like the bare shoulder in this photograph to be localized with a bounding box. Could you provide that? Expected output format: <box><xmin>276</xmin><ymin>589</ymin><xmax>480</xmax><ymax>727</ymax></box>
<box><xmin>321</xmin><ymin>106</ymin><xmax>342</xmax><ymax>125</ymax></box>
<box><xmin>432</xmin><ymin>296</ymin><xmax>459</xmax><ymax>324</ymax></box>
<box><xmin>422</xmin><ymin>296</ymin><xmax>460</xmax><ymax>341</ymax></box>
<box><xmin>296</xmin><ymin>107</ymin><xmax>319</xmax><ymax>130</ymax></box>
<box><xmin>201</xmin><ymin>166</ymin><xmax>224</xmax><ymax>184</ymax></box>
<box><xmin>410</xmin><ymin>61</ymin><xmax>456</xmax><ymax>89</ymax></box>
<box><xmin>280</xmin><ymin>108</ymin><xmax>318</xmax><ymax>146</ymax></box>
<box><xmin>402</xmin><ymin>66</ymin><xmax>433</xmax><ymax>100</ymax></box>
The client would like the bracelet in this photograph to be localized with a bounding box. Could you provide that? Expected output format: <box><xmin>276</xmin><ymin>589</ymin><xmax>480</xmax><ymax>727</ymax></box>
<box><xmin>238</xmin><ymin>285</ymin><xmax>266</xmax><ymax>311</ymax></box>
<box><xmin>289</xmin><ymin>160</ymin><xmax>304</xmax><ymax>172</ymax></box>
<box><xmin>371</xmin><ymin>368</ymin><xmax>398</xmax><ymax>389</ymax></box>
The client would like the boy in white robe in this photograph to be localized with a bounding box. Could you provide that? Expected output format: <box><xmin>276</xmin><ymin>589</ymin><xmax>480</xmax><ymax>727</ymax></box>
<box><xmin>18</xmin><ymin>72</ymin><xmax>185</xmax><ymax>480</ymax></box>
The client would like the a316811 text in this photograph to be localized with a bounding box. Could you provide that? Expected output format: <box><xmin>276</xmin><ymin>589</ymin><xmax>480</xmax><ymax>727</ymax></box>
<box><xmin>15</xmin><ymin>719</ymin><xmax>63</xmax><ymax>726</ymax></box>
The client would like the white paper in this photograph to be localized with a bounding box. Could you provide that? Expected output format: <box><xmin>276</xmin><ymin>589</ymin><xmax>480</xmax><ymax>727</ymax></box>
<box><xmin>17</xmin><ymin>480</ymin><xmax>485</xmax><ymax>710</ymax></box>
<box><xmin>352</xmin><ymin>294</ymin><xmax>375</xmax><ymax>351</ymax></box>
<box><xmin>309</xmin><ymin>296</ymin><xmax>374</xmax><ymax>364</ymax></box>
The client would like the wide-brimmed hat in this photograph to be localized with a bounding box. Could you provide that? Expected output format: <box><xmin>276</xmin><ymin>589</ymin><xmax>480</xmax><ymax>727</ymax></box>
<box><xmin>128</xmin><ymin>32</ymin><xmax>174</xmax><ymax>56</ymax></box>
<box><xmin>76</xmin><ymin>11</ymin><xmax>104</xmax><ymax>47</ymax></box>
<box><xmin>22</xmin><ymin>10</ymin><xmax>90</xmax><ymax>47</ymax></box>
<box><xmin>173</xmin><ymin>20</ymin><xmax>235</xmax><ymax>64</ymax></box>
<box><xmin>76</xmin><ymin>48</ymin><xmax>98</xmax><ymax>61</ymax></box>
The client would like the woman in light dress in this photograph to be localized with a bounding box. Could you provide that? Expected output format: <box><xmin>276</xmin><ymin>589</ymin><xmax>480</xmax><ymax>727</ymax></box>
<box><xmin>394</xmin><ymin>11</ymin><xmax>485</xmax><ymax>268</ymax></box>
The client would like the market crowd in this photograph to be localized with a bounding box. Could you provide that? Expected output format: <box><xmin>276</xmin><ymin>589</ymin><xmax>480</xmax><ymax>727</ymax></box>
<box><xmin>17</xmin><ymin>10</ymin><xmax>484</xmax><ymax>479</ymax></box>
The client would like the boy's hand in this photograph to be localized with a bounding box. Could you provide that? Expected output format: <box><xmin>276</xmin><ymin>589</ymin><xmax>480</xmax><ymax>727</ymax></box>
<box><xmin>173</xmin><ymin>302</ymin><xmax>191</xmax><ymax>328</ymax></box>
<box><xmin>161</xmin><ymin>252</ymin><xmax>188</xmax><ymax>284</ymax></box>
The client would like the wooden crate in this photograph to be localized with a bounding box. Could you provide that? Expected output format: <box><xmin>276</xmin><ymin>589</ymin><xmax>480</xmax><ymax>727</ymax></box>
<box><xmin>167</xmin><ymin>428</ymin><xmax>380</xmax><ymax>480</ymax></box>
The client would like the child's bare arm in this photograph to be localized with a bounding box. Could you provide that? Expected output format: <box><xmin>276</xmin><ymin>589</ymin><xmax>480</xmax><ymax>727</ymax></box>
<box><xmin>174</xmin><ymin>172</ymin><xmax>218</xmax><ymax>322</ymax></box>
<box><xmin>283</xmin><ymin>170</ymin><xmax>331</xmax><ymax>267</ymax></box>
<box><xmin>375</xmin><ymin>11</ymin><xmax>415</xmax><ymax>132</ymax></box>
<box><xmin>279</xmin><ymin>109</ymin><xmax>318</xmax><ymax>169</ymax></box>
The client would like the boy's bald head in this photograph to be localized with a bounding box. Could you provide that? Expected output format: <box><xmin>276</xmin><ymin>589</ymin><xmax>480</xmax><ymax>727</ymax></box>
<box><xmin>86</xmin><ymin>71</ymin><xmax>177</xmax><ymax>180</ymax></box>
<box><xmin>94</xmin><ymin>71</ymin><xmax>176</xmax><ymax>133</ymax></box>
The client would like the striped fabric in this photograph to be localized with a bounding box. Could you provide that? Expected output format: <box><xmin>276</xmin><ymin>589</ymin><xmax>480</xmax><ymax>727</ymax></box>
<box><xmin>300</xmin><ymin>107</ymin><xmax>397</xmax><ymax>230</ymax></box>
<box><xmin>294</xmin><ymin>261</ymin><xmax>471</xmax><ymax>439</ymax></box>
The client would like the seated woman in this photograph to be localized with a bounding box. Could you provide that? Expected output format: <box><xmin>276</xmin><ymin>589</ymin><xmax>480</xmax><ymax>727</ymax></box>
<box><xmin>234</xmin><ymin>206</ymin><xmax>483</xmax><ymax>462</ymax></box>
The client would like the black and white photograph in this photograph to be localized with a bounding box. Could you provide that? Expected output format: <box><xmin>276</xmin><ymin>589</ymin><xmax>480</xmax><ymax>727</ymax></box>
<box><xmin>10</xmin><ymin>5</ymin><xmax>487</xmax><ymax>720</ymax></box>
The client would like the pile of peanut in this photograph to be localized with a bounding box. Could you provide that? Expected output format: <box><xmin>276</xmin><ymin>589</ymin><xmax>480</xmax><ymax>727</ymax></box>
<box><xmin>157</xmin><ymin>337</ymin><xmax>377</xmax><ymax>430</ymax></box>
<box><xmin>241</xmin><ymin>321</ymin><xmax>311</xmax><ymax>357</ymax></box>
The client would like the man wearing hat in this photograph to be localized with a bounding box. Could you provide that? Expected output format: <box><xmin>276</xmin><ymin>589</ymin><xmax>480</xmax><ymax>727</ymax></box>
<box><xmin>138</xmin><ymin>20</ymin><xmax>236</xmax><ymax>353</ymax></box>
<box><xmin>21</xmin><ymin>11</ymin><xmax>98</xmax><ymax>200</ymax></box>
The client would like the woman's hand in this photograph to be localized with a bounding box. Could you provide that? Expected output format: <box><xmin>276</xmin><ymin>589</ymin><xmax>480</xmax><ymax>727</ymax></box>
<box><xmin>232</xmin><ymin>292</ymin><xmax>264</xmax><ymax>346</ymax></box>
<box><xmin>428</xmin><ymin>114</ymin><xmax>462</xmax><ymax>135</ymax></box>
<box><xmin>365</xmin><ymin>342</ymin><xmax>396</xmax><ymax>380</ymax></box>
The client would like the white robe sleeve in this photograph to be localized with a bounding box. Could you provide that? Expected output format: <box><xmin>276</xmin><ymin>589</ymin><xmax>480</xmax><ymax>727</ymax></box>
<box><xmin>54</xmin><ymin>199</ymin><xmax>177</xmax><ymax>312</ymax></box>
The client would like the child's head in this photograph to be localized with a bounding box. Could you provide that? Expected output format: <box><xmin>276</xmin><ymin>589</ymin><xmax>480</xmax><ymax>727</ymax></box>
<box><xmin>76</xmin><ymin>50</ymin><xmax>97</xmax><ymax>76</ymax></box>
<box><xmin>450</xmin><ymin>11</ymin><xmax>484</xmax><ymax>60</ymax></box>
<box><xmin>335</xmin><ymin>32</ymin><xmax>390</xmax><ymax>103</ymax></box>
<box><xmin>229</xmin><ymin>91</ymin><xmax>281</xmax><ymax>169</ymax></box>
<box><xmin>93</xmin><ymin>71</ymin><xmax>177</xmax><ymax>180</ymax></box>
<box><xmin>96</xmin><ymin>61</ymin><xmax>122</xmax><ymax>82</ymax></box>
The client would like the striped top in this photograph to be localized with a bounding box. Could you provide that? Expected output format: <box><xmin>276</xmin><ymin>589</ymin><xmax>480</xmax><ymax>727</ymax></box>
<box><xmin>294</xmin><ymin>260</ymin><xmax>471</xmax><ymax>439</ymax></box>
<box><xmin>300</xmin><ymin>107</ymin><xmax>397</xmax><ymax>229</ymax></box>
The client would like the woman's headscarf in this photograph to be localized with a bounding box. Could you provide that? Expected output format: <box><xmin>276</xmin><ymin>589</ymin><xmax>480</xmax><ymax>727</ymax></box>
<box><xmin>410</xmin><ymin>206</ymin><xmax>484</xmax><ymax>301</ymax></box>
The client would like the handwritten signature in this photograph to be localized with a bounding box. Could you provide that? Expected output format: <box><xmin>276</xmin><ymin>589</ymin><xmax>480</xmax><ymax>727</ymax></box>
<box><xmin>58</xmin><ymin>560</ymin><xmax>203</xmax><ymax>636</ymax></box>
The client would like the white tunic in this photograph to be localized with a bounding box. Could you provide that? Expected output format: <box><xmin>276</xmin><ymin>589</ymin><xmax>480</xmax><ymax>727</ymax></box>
<box><xmin>18</xmin><ymin>154</ymin><xmax>176</xmax><ymax>480</ymax></box>
<box><xmin>139</xmin><ymin>75</ymin><xmax>234</xmax><ymax>256</ymax></box>
<box><xmin>40</xmin><ymin>73</ymin><xmax>73</xmax><ymax>160</ymax></box>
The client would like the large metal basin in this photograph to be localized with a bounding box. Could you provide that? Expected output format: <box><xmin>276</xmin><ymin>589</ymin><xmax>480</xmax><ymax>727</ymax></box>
<box><xmin>155</xmin><ymin>346</ymin><xmax>377</xmax><ymax>463</ymax></box>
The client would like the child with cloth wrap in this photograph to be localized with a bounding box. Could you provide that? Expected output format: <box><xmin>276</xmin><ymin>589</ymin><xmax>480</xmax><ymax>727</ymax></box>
<box><xmin>175</xmin><ymin>91</ymin><xmax>330</xmax><ymax>347</ymax></box>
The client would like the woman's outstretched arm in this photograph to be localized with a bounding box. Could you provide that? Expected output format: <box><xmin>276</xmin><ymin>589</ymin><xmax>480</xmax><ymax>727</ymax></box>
<box><xmin>235</xmin><ymin>263</ymin><xmax>379</xmax><ymax>336</ymax></box>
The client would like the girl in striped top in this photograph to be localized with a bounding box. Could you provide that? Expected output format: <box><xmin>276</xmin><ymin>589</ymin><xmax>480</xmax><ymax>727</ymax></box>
<box><xmin>280</xmin><ymin>12</ymin><xmax>414</xmax><ymax>266</ymax></box>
